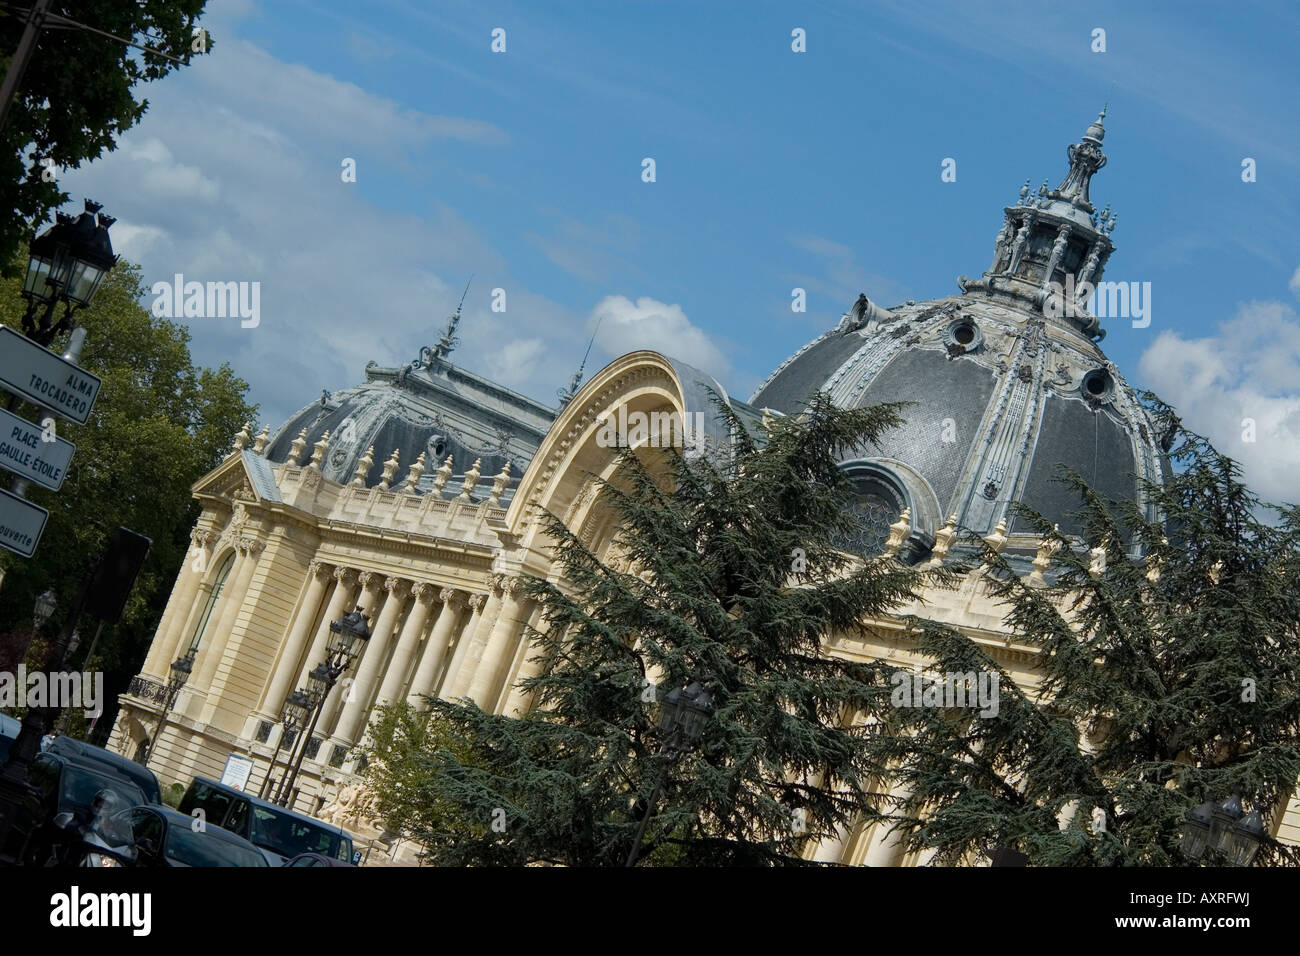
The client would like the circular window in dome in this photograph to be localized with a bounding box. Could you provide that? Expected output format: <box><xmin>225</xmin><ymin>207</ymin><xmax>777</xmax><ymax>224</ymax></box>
<box><xmin>835</xmin><ymin>475</ymin><xmax>907</xmax><ymax>557</ymax></box>
<box><xmin>1081</xmin><ymin>368</ymin><xmax>1114</xmax><ymax>402</ymax></box>
<box><xmin>942</xmin><ymin>316</ymin><xmax>984</xmax><ymax>354</ymax></box>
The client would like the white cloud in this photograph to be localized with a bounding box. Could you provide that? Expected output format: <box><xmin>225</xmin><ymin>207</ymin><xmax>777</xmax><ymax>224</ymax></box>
<box><xmin>1289</xmin><ymin>265</ymin><xmax>1300</xmax><ymax>297</ymax></box>
<box><xmin>590</xmin><ymin>295</ymin><xmax>732</xmax><ymax>381</ymax></box>
<box><xmin>1138</xmin><ymin>300</ymin><xmax>1300</xmax><ymax>505</ymax></box>
<box><xmin>58</xmin><ymin>23</ymin><xmax>571</xmax><ymax>429</ymax></box>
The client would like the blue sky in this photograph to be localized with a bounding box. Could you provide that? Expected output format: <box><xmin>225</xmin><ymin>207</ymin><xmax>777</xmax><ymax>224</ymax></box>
<box><xmin>62</xmin><ymin>0</ymin><xmax>1300</xmax><ymax>501</ymax></box>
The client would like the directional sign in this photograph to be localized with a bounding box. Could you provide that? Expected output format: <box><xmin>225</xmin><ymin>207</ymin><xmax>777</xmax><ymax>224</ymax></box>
<box><xmin>0</xmin><ymin>325</ymin><xmax>101</xmax><ymax>425</ymax></box>
<box><xmin>0</xmin><ymin>406</ymin><xmax>75</xmax><ymax>491</ymax></box>
<box><xmin>0</xmin><ymin>485</ymin><xmax>48</xmax><ymax>558</ymax></box>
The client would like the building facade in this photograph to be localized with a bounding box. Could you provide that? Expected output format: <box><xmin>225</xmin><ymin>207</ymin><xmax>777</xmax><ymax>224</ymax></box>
<box><xmin>109</xmin><ymin>114</ymin><xmax>1300</xmax><ymax>863</ymax></box>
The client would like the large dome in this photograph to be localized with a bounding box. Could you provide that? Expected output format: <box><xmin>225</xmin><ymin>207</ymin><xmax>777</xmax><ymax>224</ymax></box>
<box><xmin>751</xmin><ymin>111</ymin><xmax>1169</xmax><ymax>554</ymax></box>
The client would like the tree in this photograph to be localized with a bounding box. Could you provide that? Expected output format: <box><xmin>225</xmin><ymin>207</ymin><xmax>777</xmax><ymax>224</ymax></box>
<box><xmin>0</xmin><ymin>0</ymin><xmax>212</xmax><ymax>273</ymax></box>
<box><xmin>364</xmin><ymin>394</ymin><xmax>941</xmax><ymax>866</ymax></box>
<box><xmin>0</xmin><ymin>253</ymin><xmax>256</xmax><ymax>741</ymax></box>
<box><xmin>861</xmin><ymin>394</ymin><xmax>1300</xmax><ymax>866</ymax></box>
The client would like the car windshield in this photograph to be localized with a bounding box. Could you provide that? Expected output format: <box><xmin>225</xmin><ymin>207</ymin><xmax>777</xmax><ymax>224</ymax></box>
<box><xmin>164</xmin><ymin>826</ymin><xmax>268</xmax><ymax>867</ymax></box>
<box><xmin>60</xmin><ymin>766</ymin><xmax>145</xmax><ymax>816</ymax></box>
<box><xmin>248</xmin><ymin>806</ymin><xmax>343</xmax><ymax>859</ymax></box>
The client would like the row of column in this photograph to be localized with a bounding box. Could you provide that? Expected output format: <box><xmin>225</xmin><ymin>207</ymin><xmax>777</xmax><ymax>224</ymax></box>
<box><xmin>143</xmin><ymin>528</ymin><xmax>265</xmax><ymax>697</ymax></box>
<box><xmin>256</xmin><ymin>563</ymin><xmax>543</xmax><ymax>753</ymax></box>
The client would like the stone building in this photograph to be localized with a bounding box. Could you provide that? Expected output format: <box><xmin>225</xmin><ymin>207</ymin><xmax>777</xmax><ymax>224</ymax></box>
<box><xmin>109</xmin><ymin>113</ymin><xmax>1300</xmax><ymax>863</ymax></box>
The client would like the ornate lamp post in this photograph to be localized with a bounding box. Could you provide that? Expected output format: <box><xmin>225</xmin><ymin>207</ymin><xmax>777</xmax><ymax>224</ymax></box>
<box><xmin>1181</xmin><ymin>794</ymin><xmax>1267</xmax><ymax>866</ymax></box>
<box><xmin>142</xmin><ymin>656</ymin><xmax>192</xmax><ymax>767</ymax></box>
<box><xmin>259</xmin><ymin>690</ymin><xmax>312</xmax><ymax>799</ymax></box>
<box><xmin>20</xmin><ymin>200</ymin><xmax>117</xmax><ymax>347</ymax></box>
<box><xmin>625</xmin><ymin>680</ymin><xmax>715</xmax><ymax>867</ymax></box>
<box><xmin>32</xmin><ymin>589</ymin><xmax>56</xmax><ymax>632</ymax></box>
<box><xmin>277</xmin><ymin>609</ymin><xmax>370</xmax><ymax>808</ymax></box>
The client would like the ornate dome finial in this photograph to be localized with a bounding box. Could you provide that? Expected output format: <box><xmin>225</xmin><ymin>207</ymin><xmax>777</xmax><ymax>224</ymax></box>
<box><xmin>1051</xmin><ymin>109</ymin><xmax>1109</xmax><ymax>213</ymax></box>
<box><xmin>410</xmin><ymin>277</ymin><xmax>473</xmax><ymax>372</ymax></box>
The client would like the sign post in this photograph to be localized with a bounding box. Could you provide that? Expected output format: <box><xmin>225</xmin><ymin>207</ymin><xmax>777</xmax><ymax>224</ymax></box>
<box><xmin>0</xmin><ymin>325</ymin><xmax>101</xmax><ymax>426</ymax></box>
<box><xmin>0</xmin><ymin>486</ymin><xmax>47</xmax><ymax>558</ymax></box>
<box><xmin>0</xmin><ymin>406</ymin><xmax>75</xmax><ymax>491</ymax></box>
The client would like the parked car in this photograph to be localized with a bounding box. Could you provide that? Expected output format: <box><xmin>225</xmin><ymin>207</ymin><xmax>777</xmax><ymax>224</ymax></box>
<box><xmin>0</xmin><ymin>712</ymin><xmax>19</xmax><ymax>764</ymax></box>
<box><xmin>83</xmin><ymin>805</ymin><xmax>269</xmax><ymax>867</ymax></box>
<box><xmin>283</xmin><ymin>851</ymin><xmax>355</xmax><ymax>867</ymax></box>
<box><xmin>178</xmin><ymin>777</ymin><xmax>357</xmax><ymax>865</ymax></box>
<box><xmin>40</xmin><ymin>735</ymin><xmax>163</xmax><ymax>805</ymax></box>
<box><xmin>19</xmin><ymin>753</ymin><xmax>148</xmax><ymax>866</ymax></box>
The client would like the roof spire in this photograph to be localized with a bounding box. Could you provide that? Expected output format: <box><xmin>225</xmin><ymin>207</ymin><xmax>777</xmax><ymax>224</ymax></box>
<box><xmin>557</xmin><ymin>319</ymin><xmax>601</xmax><ymax>407</ymax></box>
<box><xmin>1051</xmin><ymin>106</ymin><xmax>1108</xmax><ymax>213</ymax></box>
<box><xmin>432</xmin><ymin>276</ymin><xmax>472</xmax><ymax>363</ymax></box>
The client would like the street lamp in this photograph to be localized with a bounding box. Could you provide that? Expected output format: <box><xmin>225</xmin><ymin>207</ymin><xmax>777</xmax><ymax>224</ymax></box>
<box><xmin>259</xmin><ymin>690</ymin><xmax>312</xmax><ymax>799</ymax></box>
<box><xmin>625</xmin><ymin>680</ymin><xmax>715</xmax><ymax>866</ymax></box>
<box><xmin>277</xmin><ymin>609</ymin><xmax>371</xmax><ymax>808</ymax></box>
<box><xmin>20</xmin><ymin>200</ymin><xmax>117</xmax><ymax>347</ymax></box>
<box><xmin>32</xmin><ymin>589</ymin><xmax>56</xmax><ymax>632</ymax></box>
<box><xmin>1181</xmin><ymin>794</ymin><xmax>1267</xmax><ymax>866</ymax></box>
<box><xmin>143</xmin><ymin>655</ymin><xmax>192</xmax><ymax>767</ymax></box>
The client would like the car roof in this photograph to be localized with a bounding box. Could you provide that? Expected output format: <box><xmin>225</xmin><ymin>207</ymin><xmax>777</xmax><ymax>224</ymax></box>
<box><xmin>43</xmin><ymin>754</ymin><xmax>148</xmax><ymax>799</ymax></box>
<box><xmin>190</xmin><ymin>777</ymin><xmax>352</xmax><ymax>837</ymax></box>
<box><xmin>45</xmin><ymin>737</ymin><xmax>161</xmax><ymax>798</ymax></box>
<box><xmin>136</xmin><ymin>805</ymin><xmax>265</xmax><ymax>848</ymax></box>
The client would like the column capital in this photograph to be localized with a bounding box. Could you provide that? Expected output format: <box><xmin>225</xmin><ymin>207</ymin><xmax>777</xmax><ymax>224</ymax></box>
<box><xmin>358</xmin><ymin>571</ymin><xmax>382</xmax><ymax>590</ymax></box>
<box><xmin>412</xmin><ymin>582</ymin><xmax>438</xmax><ymax>604</ymax></box>
<box><xmin>439</xmin><ymin>587</ymin><xmax>467</xmax><ymax>607</ymax></box>
<box><xmin>468</xmin><ymin>592</ymin><xmax>488</xmax><ymax>611</ymax></box>
<box><xmin>490</xmin><ymin>572</ymin><xmax>506</xmax><ymax>591</ymax></box>
<box><xmin>191</xmin><ymin>527</ymin><xmax>217</xmax><ymax>549</ymax></box>
<box><xmin>385</xmin><ymin>577</ymin><xmax>412</xmax><ymax>599</ymax></box>
<box><xmin>333</xmin><ymin>566</ymin><xmax>358</xmax><ymax>587</ymax></box>
<box><xmin>309</xmin><ymin>560</ymin><xmax>334</xmax><ymax>583</ymax></box>
<box><xmin>235</xmin><ymin>535</ymin><xmax>264</xmax><ymax>556</ymax></box>
<box><xmin>499</xmin><ymin>576</ymin><xmax>525</xmax><ymax>596</ymax></box>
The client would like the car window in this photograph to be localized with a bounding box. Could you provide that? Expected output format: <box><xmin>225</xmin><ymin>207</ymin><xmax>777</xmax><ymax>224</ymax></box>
<box><xmin>225</xmin><ymin>799</ymin><xmax>249</xmax><ymax>837</ymax></box>
<box><xmin>164</xmin><ymin>826</ymin><xmax>268</xmax><ymax>867</ymax></box>
<box><xmin>129</xmin><ymin>809</ymin><xmax>164</xmax><ymax>848</ymax></box>
<box><xmin>28</xmin><ymin>757</ymin><xmax>60</xmax><ymax>802</ymax></box>
<box><xmin>249</xmin><ymin>806</ymin><xmax>340</xmax><ymax>858</ymax></box>
<box><xmin>182</xmin><ymin>782</ymin><xmax>233</xmax><ymax>829</ymax></box>
<box><xmin>58</xmin><ymin>764</ymin><xmax>145</xmax><ymax>816</ymax></box>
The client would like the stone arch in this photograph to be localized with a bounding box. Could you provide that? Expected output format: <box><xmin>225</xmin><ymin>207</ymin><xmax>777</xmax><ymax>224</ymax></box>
<box><xmin>508</xmin><ymin>351</ymin><xmax>697</xmax><ymax>581</ymax></box>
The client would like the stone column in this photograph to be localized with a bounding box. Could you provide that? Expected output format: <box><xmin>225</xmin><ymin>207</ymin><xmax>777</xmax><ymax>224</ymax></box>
<box><xmin>258</xmin><ymin>560</ymin><xmax>333</xmax><ymax>714</ymax></box>
<box><xmin>374</xmin><ymin>582</ymin><xmax>437</xmax><ymax>707</ymax></box>
<box><xmin>189</xmin><ymin>537</ymin><xmax>262</xmax><ymax>691</ymax></box>
<box><xmin>862</xmin><ymin>778</ymin><xmax>914</xmax><ymax>867</ymax></box>
<box><xmin>334</xmin><ymin>576</ymin><xmax>410</xmax><ymax>744</ymax></box>
<box><xmin>501</xmin><ymin>605</ymin><xmax>550</xmax><ymax>717</ymax></box>
<box><xmin>295</xmin><ymin>567</ymin><xmax>357</xmax><ymax>688</ymax></box>
<box><xmin>466</xmin><ymin>578</ymin><xmax>532</xmax><ymax>710</ymax></box>
<box><xmin>439</xmin><ymin>592</ymin><xmax>488</xmax><ymax>700</ymax></box>
<box><xmin>316</xmin><ymin>570</ymin><xmax>377</xmax><ymax>732</ymax></box>
<box><xmin>143</xmin><ymin>528</ymin><xmax>215</xmax><ymax>676</ymax></box>
<box><xmin>445</xmin><ymin>581</ymin><xmax>502</xmax><ymax>700</ymax></box>
<box><xmin>405</xmin><ymin>589</ymin><xmax>466</xmax><ymax>706</ymax></box>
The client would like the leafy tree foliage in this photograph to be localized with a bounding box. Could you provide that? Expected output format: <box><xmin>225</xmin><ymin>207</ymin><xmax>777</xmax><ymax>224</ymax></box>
<box><xmin>862</xmin><ymin>395</ymin><xmax>1300</xmax><ymax>866</ymax></box>
<box><xmin>0</xmin><ymin>0</ymin><xmax>211</xmax><ymax>273</ymax></box>
<box><xmin>365</xmin><ymin>395</ymin><xmax>938</xmax><ymax>866</ymax></box>
<box><xmin>0</xmin><ymin>255</ymin><xmax>255</xmax><ymax>741</ymax></box>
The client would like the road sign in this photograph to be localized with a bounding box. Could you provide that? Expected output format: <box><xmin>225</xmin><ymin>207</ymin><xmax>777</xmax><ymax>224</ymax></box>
<box><xmin>0</xmin><ymin>485</ymin><xmax>48</xmax><ymax>558</ymax></box>
<box><xmin>0</xmin><ymin>325</ymin><xmax>101</xmax><ymax>425</ymax></box>
<box><xmin>0</xmin><ymin>406</ymin><xmax>75</xmax><ymax>491</ymax></box>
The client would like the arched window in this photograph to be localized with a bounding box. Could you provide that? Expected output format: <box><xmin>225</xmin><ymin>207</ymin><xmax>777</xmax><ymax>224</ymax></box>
<box><xmin>186</xmin><ymin>551</ymin><xmax>236</xmax><ymax>657</ymax></box>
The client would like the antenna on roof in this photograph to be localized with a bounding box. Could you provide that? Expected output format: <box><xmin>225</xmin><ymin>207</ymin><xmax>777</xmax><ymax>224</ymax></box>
<box><xmin>557</xmin><ymin>318</ymin><xmax>601</xmax><ymax>407</ymax></box>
